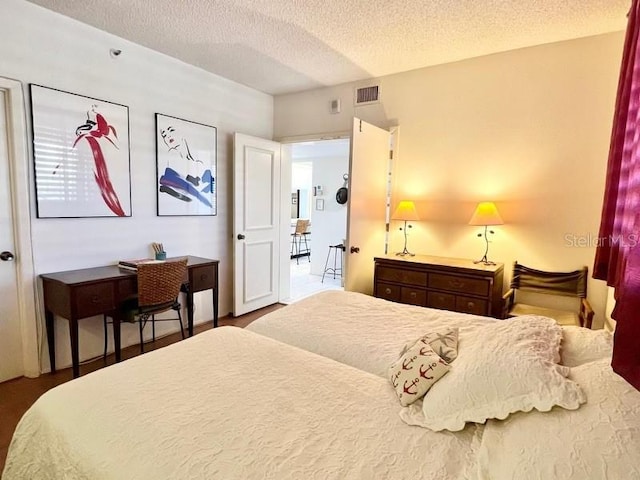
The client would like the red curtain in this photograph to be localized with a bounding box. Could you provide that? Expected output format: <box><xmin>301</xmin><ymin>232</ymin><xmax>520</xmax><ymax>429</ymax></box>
<box><xmin>594</xmin><ymin>0</ymin><xmax>640</xmax><ymax>391</ymax></box>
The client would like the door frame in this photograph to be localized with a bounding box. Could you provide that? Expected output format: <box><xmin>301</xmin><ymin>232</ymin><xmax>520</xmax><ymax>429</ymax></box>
<box><xmin>276</xmin><ymin>133</ymin><xmax>350</xmax><ymax>301</ymax></box>
<box><xmin>1</xmin><ymin>77</ymin><xmax>39</xmax><ymax>377</ymax></box>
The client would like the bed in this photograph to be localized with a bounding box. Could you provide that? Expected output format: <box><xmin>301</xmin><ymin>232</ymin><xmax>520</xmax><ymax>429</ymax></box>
<box><xmin>246</xmin><ymin>290</ymin><xmax>613</xmax><ymax>375</ymax></box>
<box><xmin>4</xmin><ymin>292</ymin><xmax>639</xmax><ymax>479</ymax></box>
<box><xmin>246</xmin><ymin>290</ymin><xmax>640</xmax><ymax>478</ymax></box>
<box><xmin>3</xmin><ymin>327</ymin><xmax>481</xmax><ymax>480</ymax></box>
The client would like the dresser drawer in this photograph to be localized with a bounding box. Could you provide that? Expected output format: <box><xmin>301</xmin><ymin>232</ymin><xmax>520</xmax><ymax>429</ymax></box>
<box><xmin>400</xmin><ymin>287</ymin><xmax>427</xmax><ymax>306</ymax></box>
<box><xmin>376</xmin><ymin>282</ymin><xmax>401</xmax><ymax>302</ymax></box>
<box><xmin>190</xmin><ymin>266</ymin><xmax>216</xmax><ymax>292</ymax></box>
<box><xmin>376</xmin><ymin>266</ymin><xmax>427</xmax><ymax>287</ymax></box>
<box><xmin>427</xmin><ymin>291</ymin><xmax>456</xmax><ymax>311</ymax></box>
<box><xmin>75</xmin><ymin>283</ymin><xmax>115</xmax><ymax>318</ymax></box>
<box><xmin>455</xmin><ymin>295</ymin><xmax>488</xmax><ymax>316</ymax></box>
<box><xmin>429</xmin><ymin>273</ymin><xmax>490</xmax><ymax>296</ymax></box>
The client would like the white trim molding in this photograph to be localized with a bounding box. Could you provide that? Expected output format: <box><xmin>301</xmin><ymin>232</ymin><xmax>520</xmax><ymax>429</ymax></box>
<box><xmin>1</xmin><ymin>76</ymin><xmax>39</xmax><ymax>377</ymax></box>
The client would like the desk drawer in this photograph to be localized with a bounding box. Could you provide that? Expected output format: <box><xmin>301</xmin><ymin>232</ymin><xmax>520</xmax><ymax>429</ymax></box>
<box><xmin>455</xmin><ymin>295</ymin><xmax>488</xmax><ymax>316</ymax></box>
<box><xmin>427</xmin><ymin>292</ymin><xmax>456</xmax><ymax>311</ymax></box>
<box><xmin>74</xmin><ymin>283</ymin><xmax>115</xmax><ymax>318</ymax></box>
<box><xmin>376</xmin><ymin>282</ymin><xmax>401</xmax><ymax>302</ymax></box>
<box><xmin>429</xmin><ymin>273</ymin><xmax>489</xmax><ymax>296</ymax></box>
<box><xmin>376</xmin><ymin>266</ymin><xmax>427</xmax><ymax>286</ymax></box>
<box><xmin>190</xmin><ymin>266</ymin><xmax>216</xmax><ymax>292</ymax></box>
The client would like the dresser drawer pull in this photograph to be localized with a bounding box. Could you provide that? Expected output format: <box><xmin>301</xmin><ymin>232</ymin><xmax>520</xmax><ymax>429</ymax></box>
<box><xmin>467</xmin><ymin>301</ymin><xmax>475</xmax><ymax>309</ymax></box>
<box><xmin>449</xmin><ymin>279</ymin><xmax>464</xmax><ymax>288</ymax></box>
<box><xmin>200</xmin><ymin>274</ymin><xmax>208</xmax><ymax>281</ymax></box>
<box><xmin>91</xmin><ymin>295</ymin><xmax>100</xmax><ymax>304</ymax></box>
<box><xmin>410</xmin><ymin>292</ymin><xmax>417</xmax><ymax>299</ymax></box>
<box><xmin>385</xmin><ymin>287</ymin><xmax>392</xmax><ymax>295</ymax></box>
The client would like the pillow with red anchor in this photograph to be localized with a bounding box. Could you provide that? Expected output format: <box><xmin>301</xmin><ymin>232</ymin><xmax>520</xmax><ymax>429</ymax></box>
<box><xmin>389</xmin><ymin>342</ymin><xmax>451</xmax><ymax>407</ymax></box>
<box><xmin>398</xmin><ymin>328</ymin><xmax>459</xmax><ymax>364</ymax></box>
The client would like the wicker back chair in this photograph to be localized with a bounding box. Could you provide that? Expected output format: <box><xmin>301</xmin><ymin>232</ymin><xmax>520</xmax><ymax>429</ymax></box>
<box><xmin>291</xmin><ymin>219</ymin><xmax>311</xmax><ymax>264</ymax></box>
<box><xmin>103</xmin><ymin>259</ymin><xmax>188</xmax><ymax>357</ymax></box>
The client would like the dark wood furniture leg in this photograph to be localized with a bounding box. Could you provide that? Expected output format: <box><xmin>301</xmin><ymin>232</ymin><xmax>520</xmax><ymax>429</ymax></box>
<box><xmin>45</xmin><ymin>309</ymin><xmax>56</xmax><ymax>373</ymax></box>
<box><xmin>112</xmin><ymin>315</ymin><xmax>122</xmax><ymax>363</ymax></box>
<box><xmin>213</xmin><ymin>287</ymin><xmax>218</xmax><ymax>328</ymax></box>
<box><xmin>70</xmin><ymin>319</ymin><xmax>80</xmax><ymax>378</ymax></box>
<box><xmin>186</xmin><ymin>286</ymin><xmax>195</xmax><ymax>337</ymax></box>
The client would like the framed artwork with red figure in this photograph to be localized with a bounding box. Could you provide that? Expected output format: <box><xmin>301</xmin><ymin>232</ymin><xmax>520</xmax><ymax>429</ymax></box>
<box><xmin>30</xmin><ymin>84</ymin><xmax>132</xmax><ymax>218</ymax></box>
<box><xmin>155</xmin><ymin>113</ymin><xmax>217</xmax><ymax>216</ymax></box>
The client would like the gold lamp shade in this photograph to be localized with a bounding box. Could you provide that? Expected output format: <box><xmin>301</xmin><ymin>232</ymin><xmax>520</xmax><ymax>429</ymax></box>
<box><xmin>392</xmin><ymin>200</ymin><xmax>419</xmax><ymax>221</ymax></box>
<box><xmin>468</xmin><ymin>201</ymin><xmax>504</xmax><ymax>226</ymax></box>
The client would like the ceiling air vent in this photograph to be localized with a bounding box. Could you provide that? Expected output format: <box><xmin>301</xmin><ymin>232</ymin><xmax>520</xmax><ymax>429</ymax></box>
<box><xmin>355</xmin><ymin>85</ymin><xmax>380</xmax><ymax>105</ymax></box>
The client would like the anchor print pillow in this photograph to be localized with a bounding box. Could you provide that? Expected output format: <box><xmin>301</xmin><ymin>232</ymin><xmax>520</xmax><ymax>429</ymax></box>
<box><xmin>389</xmin><ymin>341</ymin><xmax>450</xmax><ymax>406</ymax></box>
<box><xmin>399</xmin><ymin>328</ymin><xmax>459</xmax><ymax>364</ymax></box>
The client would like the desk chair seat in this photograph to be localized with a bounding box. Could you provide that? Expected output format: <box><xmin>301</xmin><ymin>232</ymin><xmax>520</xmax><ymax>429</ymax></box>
<box><xmin>104</xmin><ymin>259</ymin><xmax>188</xmax><ymax>357</ymax></box>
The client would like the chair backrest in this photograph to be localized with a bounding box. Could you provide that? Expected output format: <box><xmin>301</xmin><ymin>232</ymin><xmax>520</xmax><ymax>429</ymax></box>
<box><xmin>295</xmin><ymin>219</ymin><xmax>310</xmax><ymax>234</ymax></box>
<box><xmin>510</xmin><ymin>262</ymin><xmax>588</xmax><ymax>298</ymax></box>
<box><xmin>137</xmin><ymin>259</ymin><xmax>188</xmax><ymax>307</ymax></box>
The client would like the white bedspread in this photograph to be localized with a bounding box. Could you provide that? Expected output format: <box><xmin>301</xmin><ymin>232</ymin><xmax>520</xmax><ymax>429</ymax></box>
<box><xmin>3</xmin><ymin>327</ymin><xmax>482</xmax><ymax>480</ymax></box>
<box><xmin>247</xmin><ymin>290</ymin><xmax>496</xmax><ymax>377</ymax></box>
<box><xmin>247</xmin><ymin>291</ymin><xmax>613</xmax><ymax>377</ymax></box>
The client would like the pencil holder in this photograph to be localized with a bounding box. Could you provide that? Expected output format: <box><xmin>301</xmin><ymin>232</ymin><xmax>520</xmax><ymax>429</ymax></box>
<box><xmin>155</xmin><ymin>251</ymin><xmax>167</xmax><ymax>261</ymax></box>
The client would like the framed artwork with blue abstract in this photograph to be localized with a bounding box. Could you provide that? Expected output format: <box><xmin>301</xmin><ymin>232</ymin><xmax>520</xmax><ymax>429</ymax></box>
<box><xmin>155</xmin><ymin>113</ymin><xmax>217</xmax><ymax>216</ymax></box>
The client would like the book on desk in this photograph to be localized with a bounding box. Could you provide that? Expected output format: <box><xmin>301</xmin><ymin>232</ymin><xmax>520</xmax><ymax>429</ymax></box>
<box><xmin>117</xmin><ymin>259</ymin><xmax>164</xmax><ymax>271</ymax></box>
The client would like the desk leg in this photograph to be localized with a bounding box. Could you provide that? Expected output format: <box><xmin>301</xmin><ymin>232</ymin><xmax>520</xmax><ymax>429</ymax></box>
<box><xmin>45</xmin><ymin>309</ymin><xmax>56</xmax><ymax>373</ymax></box>
<box><xmin>70</xmin><ymin>319</ymin><xmax>80</xmax><ymax>378</ymax></box>
<box><xmin>213</xmin><ymin>287</ymin><xmax>218</xmax><ymax>328</ymax></box>
<box><xmin>187</xmin><ymin>288</ymin><xmax>194</xmax><ymax>337</ymax></box>
<box><xmin>112</xmin><ymin>316</ymin><xmax>122</xmax><ymax>362</ymax></box>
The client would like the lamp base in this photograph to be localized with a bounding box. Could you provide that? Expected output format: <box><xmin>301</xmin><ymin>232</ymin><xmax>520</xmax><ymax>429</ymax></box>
<box><xmin>396</xmin><ymin>250</ymin><xmax>415</xmax><ymax>257</ymax></box>
<box><xmin>473</xmin><ymin>255</ymin><xmax>496</xmax><ymax>266</ymax></box>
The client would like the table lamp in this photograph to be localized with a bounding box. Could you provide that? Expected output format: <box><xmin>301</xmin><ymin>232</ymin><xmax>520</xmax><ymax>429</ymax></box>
<box><xmin>468</xmin><ymin>201</ymin><xmax>503</xmax><ymax>265</ymax></box>
<box><xmin>392</xmin><ymin>200</ymin><xmax>419</xmax><ymax>256</ymax></box>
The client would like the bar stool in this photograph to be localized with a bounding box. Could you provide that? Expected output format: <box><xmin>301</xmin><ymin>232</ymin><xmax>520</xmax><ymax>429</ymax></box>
<box><xmin>322</xmin><ymin>243</ymin><xmax>345</xmax><ymax>283</ymax></box>
<box><xmin>290</xmin><ymin>219</ymin><xmax>311</xmax><ymax>264</ymax></box>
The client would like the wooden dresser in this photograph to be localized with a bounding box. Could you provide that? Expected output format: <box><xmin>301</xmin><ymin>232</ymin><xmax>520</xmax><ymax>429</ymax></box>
<box><xmin>373</xmin><ymin>255</ymin><xmax>504</xmax><ymax>318</ymax></box>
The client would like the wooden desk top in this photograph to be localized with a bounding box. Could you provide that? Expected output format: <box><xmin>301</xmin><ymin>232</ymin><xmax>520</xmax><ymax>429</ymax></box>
<box><xmin>40</xmin><ymin>255</ymin><xmax>219</xmax><ymax>285</ymax></box>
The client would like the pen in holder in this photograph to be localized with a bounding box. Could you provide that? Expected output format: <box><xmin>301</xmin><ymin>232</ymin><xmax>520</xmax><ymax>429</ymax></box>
<box><xmin>152</xmin><ymin>242</ymin><xmax>166</xmax><ymax>261</ymax></box>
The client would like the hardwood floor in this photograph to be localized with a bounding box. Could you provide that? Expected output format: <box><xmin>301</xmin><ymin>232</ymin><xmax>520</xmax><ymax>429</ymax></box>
<box><xmin>0</xmin><ymin>303</ymin><xmax>283</xmax><ymax>473</ymax></box>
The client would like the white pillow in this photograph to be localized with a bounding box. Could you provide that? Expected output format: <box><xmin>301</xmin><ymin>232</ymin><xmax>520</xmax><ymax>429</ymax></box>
<box><xmin>399</xmin><ymin>316</ymin><xmax>586</xmax><ymax>431</ymax></box>
<box><xmin>560</xmin><ymin>325</ymin><xmax>612</xmax><ymax>367</ymax></box>
<box><xmin>389</xmin><ymin>342</ymin><xmax>450</xmax><ymax>406</ymax></box>
<box><xmin>478</xmin><ymin>358</ymin><xmax>640</xmax><ymax>480</ymax></box>
<box><xmin>399</xmin><ymin>327</ymin><xmax>459</xmax><ymax>364</ymax></box>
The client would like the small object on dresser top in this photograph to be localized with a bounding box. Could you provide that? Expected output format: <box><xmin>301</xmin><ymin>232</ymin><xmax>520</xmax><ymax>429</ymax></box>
<box><xmin>118</xmin><ymin>258</ymin><xmax>163</xmax><ymax>271</ymax></box>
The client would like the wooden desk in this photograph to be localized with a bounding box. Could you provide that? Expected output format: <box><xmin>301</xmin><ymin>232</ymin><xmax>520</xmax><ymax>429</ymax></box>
<box><xmin>41</xmin><ymin>256</ymin><xmax>219</xmax><ymax>378</ymax></box>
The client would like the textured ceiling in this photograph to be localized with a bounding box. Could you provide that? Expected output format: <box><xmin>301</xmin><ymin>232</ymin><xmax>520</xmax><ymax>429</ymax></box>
<box><xmin>26</xmin><ymin>0</ymin><xmax>630</xmax><ymax>95</ymax></box>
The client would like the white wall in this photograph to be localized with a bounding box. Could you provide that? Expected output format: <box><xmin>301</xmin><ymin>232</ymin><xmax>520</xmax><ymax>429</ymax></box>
<box><xmin>2</xmin><ymin>0</ymin><xmax>273</xmax><ymax>370</ymax></box>
<box><xmin>275</xmin><ymin>32</ymin><xmax>626</xmax><ymax>328</ymax></box>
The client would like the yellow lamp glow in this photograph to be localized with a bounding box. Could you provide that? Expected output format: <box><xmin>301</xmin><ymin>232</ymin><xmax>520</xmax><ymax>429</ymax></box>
<box><xmin>392</xmin><ymin>200</ymin><xmax>419</xmax><ymax>256</ymax></box>
<box><xmin>468</xmin><ymin>202</ymin><xmax>503</xmax><ymax>265</ymax></box>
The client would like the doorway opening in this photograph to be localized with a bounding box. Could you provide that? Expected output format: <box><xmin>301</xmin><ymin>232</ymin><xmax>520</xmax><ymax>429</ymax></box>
<box><xmin>284</xmin><ymin>138</ymin><xmax>350</xmax><ymax>303</ymax></box>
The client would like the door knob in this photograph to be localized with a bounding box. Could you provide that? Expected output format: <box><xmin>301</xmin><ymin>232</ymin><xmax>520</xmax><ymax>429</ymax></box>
<box><xmin>237</xmin><ymin>234</ymin><xmax>246</xmax><ymax>240</ymax></box>
<box><xmin>0</xmin><ymin>251</ymin><xmax>15</xmax><ymax>261</ymax></box>
<box><xmin>350</xmin><ymin>246</ymin><xmax>360</xmax><ymax>254</ymax></box>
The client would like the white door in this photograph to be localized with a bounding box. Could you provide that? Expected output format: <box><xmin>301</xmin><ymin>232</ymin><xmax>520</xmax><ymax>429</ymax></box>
<box><xmin>233</xmin><ymin>133</ymin><xmax>284</xmax><ymax>316</ymax></box>
<box><xmin>0</xmin><ymin>90</ymin><xmax>24</xmax><ymax>382</ymax></box>
<box><xmin>344</xmin><ymin>118</ymin><xmax>391</xmax><ymax>294</ymax></box>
